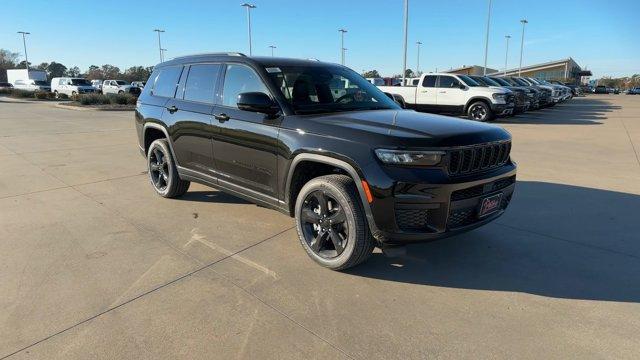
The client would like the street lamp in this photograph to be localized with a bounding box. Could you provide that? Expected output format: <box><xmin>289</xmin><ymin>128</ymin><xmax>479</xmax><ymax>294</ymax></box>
<box><xmin>161</xmin><ymin>48</ymin><xmax>167</xmax><ymax>62</ymax></box>
<box><xmin>268</xmin><ymin>45</ymin><xmax>276</xmax><ymax>57</ymax></box>
<box><xmin>483</xmin><ymin>0</ymin><xmax>492</xmax><ymax>75</ymax></box>
<box><xmin>17</xmin><ymin>31</ymin><xmax>30</xmax><ymax>69</ymax></box>
<box><xmin>504</xmin><ymin>35</ymin><xmax>511</xmax><ymax>75</ymax></box>
<box><xmin>153</xmin><ymin>29</ymin><xmax>165</xmax><ymax>63</ymax></box>
<box><xmin>241</xmin><ymin>3</ymin><xmax>257</xmax><ymax>56</ymax></box>
<box><xmin>402</xmin><ymin>0</ymin><xmax>409</xmax><ymax>85</ymax></box>
<box><xmin>338</xmin><ymin>29</ymin><xmax>347</xmax><ymax>65</ymax></box>
<box><xmin>342</xmin><ymin>48</ymin><xmax>348</xmax><ymax>65</ymax></box>
<box><xmin>416</xmin><ymin>41</ymin><xmax>422</xmax><ymax>74</ymax></box>
<box><xmin>518</xmin><ymin>19</ymin><xmax>528</xmax><ymax>76</ymax></box>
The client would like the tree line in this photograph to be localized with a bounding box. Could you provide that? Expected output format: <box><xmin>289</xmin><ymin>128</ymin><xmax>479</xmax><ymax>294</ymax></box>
<box><xmin>0</xmin><ymin>49</ymin><xmax>152</xmax><ymax>83</ymax></box>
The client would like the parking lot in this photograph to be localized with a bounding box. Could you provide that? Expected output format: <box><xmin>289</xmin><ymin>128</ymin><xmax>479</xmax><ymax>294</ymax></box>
<box><xmin>1</xmin><ymin>95</ymin><xmax>639</xmax><ymax>359</ymax></box>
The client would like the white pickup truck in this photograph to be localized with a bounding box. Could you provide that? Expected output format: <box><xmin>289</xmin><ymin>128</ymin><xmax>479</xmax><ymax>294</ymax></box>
<box><xmin>378</xmin><ymin>73</ymin><xmax>515</xmax><ymax>121</ymax></box>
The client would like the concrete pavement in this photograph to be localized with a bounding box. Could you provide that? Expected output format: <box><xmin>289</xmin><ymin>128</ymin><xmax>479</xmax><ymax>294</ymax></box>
<box><xmin>1</xmin><ymin>95</ymin><xmax>639</xmax><ymax>359</ymax></box>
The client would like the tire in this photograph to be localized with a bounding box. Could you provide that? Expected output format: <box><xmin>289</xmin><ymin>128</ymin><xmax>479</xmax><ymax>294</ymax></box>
<box><xmin>147</xmin><ymin>139</ymin><xmax>190</xmax><ymax>198</ymax></box>
<box><xmin>71</xmin><ymin>91</ymin><xmax>77</xmax><ymax>99</ymax></box>
<box><xmin>467</xmin><ymin>101</ymin><xmax>494</xmax><ymax>121</ymax></box>
<box><xmin>118</xmin><ymin>90</ymin><xmax>124</xmax><ymax>94</ymax></box>
<box><xmin>54</xmin><ymin>91</ymin><xmax>59</xmax><ymax>99</ymax></box>
<box><xmin>294</xmin><ymin>174</ymin><xmax>375</xmax><ymax>270</ymax></box>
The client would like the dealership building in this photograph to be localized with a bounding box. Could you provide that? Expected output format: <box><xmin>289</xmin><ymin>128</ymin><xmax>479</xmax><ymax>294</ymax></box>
<box><xmin>445</xmin><ymin>58</ymin><xmax>592</xmax><ymax>84</ymax></box>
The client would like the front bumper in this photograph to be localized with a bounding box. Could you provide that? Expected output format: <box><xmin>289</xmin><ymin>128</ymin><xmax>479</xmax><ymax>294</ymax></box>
<box><xmin>491</xmin><ymin>103</ymin><xmax>515</xmax><ymax>116</ymax></box>
<box><xmin>364</xmin><ymin>162</ymin><xmax>517</xmax><ymax>243</ymax></box>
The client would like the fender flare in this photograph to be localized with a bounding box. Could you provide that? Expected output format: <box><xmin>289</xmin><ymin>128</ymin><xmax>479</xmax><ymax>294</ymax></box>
<box><xmin>284</xmin><ymin>153</ymin><xmax>380</xmax><ymax>236</ymax></box>
<box><xmin>464</xmin><ymin>96</ymin><xmax>493</xmax><ymax>113</ymax></box>
<box><xmin>142</xmin><ymin>123</ymin><xmax>177</xmax><ymax>161</ymax></box>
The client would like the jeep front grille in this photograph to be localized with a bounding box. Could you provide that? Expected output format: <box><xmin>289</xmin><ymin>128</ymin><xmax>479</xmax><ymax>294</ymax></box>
<box><xmin>447</xmin><ymin>141</ymin><xmax>511</xmax><ymax>176</ymax></box>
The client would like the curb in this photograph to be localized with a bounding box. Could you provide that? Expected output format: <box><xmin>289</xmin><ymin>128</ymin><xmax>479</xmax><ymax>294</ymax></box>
<box><xmin>53</xmin><ymin>103</ymin><xmax>135</xmax><ymax>111</ymax></box>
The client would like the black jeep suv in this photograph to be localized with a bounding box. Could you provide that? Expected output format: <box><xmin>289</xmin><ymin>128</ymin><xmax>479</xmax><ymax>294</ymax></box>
<box><xmin>135</xmin><ymin>53</ymin><xmax>517</xmax><ymax>270</ymax></box>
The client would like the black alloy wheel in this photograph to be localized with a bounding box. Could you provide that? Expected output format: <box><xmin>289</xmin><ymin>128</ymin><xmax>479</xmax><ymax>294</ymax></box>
<box><xmin>300</xmin><ymin>190</ymin><xmax>349</xmax><ymax>259</ymax></box>
<box><xmin>149</xmin><ymin>146</ymin><xmax>169</xmax><ymax>192</ymax></box>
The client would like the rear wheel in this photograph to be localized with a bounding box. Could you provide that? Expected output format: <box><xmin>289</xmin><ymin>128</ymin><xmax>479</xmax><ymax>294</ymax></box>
<box><xmin>147</xmin><ymin>139</ymin><xmax>190</xmax><ymax>198</ymax></box>
<box><xmin>295</xmin><ymin>174</ymin><xmax>375</xmax><ymax>270</ymax></box>
<box><xmin>467</xmin><ymin>101</ymin><xmax>494</xmax><ymax>121</ymax></box>
<box><xmin>54</xmin><ymin>91</ymin><xmax>59</xmax><ymax>99</ymax></box>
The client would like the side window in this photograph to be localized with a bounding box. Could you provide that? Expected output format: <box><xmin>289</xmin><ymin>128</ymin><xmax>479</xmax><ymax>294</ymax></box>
<box><xmin>152</xmin><ymin>66</ymin><xmax>183</xmax><ymax>98</ymax></box>
<box><xmin>422</xmin><ymin>75</ymin><xmax>437</xmax><ymax>87</ymax></box>
<box><xmin>183</xmin><ymin>64</ymin><xmax>221</xmax><ymax>104</ymax></box>
<box><xmin>222</xmin><ymin>64</ymin><xmax>269</xmax><ymax>108</ymax></box>
<box><xmin>59</xmin><ymin>79</ymin><xmax>65</xmax><ymax>85</ymax></box>
<box><xmin>438</xmin><ymin>76</ymin><xmax>460</xmax><ymax>88</ymax></box>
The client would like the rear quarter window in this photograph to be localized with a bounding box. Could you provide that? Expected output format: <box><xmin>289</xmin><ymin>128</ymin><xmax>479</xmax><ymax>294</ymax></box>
<box><xmin>152</xmin><ymin>66</ymin><xmax>183</xmax><ymax>98</ymax></box>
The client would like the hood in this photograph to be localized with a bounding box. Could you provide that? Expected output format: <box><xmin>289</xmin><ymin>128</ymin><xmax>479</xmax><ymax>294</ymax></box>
<box><xmin>472</xmin><ymin>86</ymin><xmax>510</xmax><ymax>95</ymax></box>
<box><xmin>288</xmin><ymin>109</ymin><xmax>511</xmax><ymax>148</ymax></box>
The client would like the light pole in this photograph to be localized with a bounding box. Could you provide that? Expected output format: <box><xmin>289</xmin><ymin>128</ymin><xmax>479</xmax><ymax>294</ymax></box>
<box><xmin>416</xmin><ymin>41</ymin><xmax>422</xmax><ymax>74</ymax></box>
<box><xmin>17</xmin><ymin>31</ymin><xmax>30</xmax><ymax>69</ymax></box>
<box><xmin>483</xmin><ymin>0</ymin><xmax>492</xmax><ymax>75</ymax></box>
<box><xmin>338</xmin><ymin>29</ymin><xmax>347</xmax><ymax>65</ymax></box>
<box><xmin>241</xmin><ymin>3</ymin><xmax>256</xmax><ymax>56</ymax></box>
<box><xmin>504</xmin><ymin>35</ymin><xmax>511</xmax><ymax>75</ymax></box>
<box><xmin>342</xmin><ymin>48</ymin><xmax>348</xmax><ymax>65</ymax></box>
<box><xmin>269</xmin><ymin>45</ymin><xmax>276</xmax><ymax>57</ymax></box>
<box><xmin>518</xmin><ymin>19</ymin><xmax>528</xmax><ymax>76</ymax></box>
<box><xmin>402</xmin><ymin>0</ymin><xmax>409</xmax><ymax>85</ymax></box>
<box><xmin>153</xmin><ymin>29</ymin><xmax>164</xmax><ymax>63</ymax></box>
<box><xmin>161</xmin><ymin>48</ymin><xmax>167</xmax><ymax>62</ymax></box>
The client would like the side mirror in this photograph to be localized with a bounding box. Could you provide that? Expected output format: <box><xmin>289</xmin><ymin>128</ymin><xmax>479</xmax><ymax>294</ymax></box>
<box><xmin>459</xmin><ymin>84</ymin><xmax>466</xmax><ymax>90</ymax></box>
<box><xmin>237</xmin><ymin>92</ymin><xmax>279</xmax><ymax>115</ymax></box>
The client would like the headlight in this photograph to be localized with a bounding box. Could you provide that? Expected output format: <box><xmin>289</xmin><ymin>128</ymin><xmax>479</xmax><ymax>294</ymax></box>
<box><xmin>492</xmin><ymin>93</ymin><xmax>506</xmax><ymax>100</ymax></box>
<box><xmin>375</xmin><ymin>149</ymin><xmax>444</xmax><ymax>166</ymax></box>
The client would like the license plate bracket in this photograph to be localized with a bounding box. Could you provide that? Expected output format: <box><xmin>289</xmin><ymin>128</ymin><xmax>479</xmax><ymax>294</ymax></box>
<box><xmin>478</xmin><ymin>193</ymin><xmax>503</xmax><ymax>218</ymax></box>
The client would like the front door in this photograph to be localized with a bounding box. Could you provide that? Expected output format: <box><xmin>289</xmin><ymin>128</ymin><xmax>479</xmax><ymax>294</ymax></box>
<box><xmin>211</xmin><ymin>63</ymin><xmax>279</xmax><ymax>200</ymax></box>
<box><xmin>436</xmin><ymin>75</ymin><xmax>466</xmax><ymax>113</ymax></box>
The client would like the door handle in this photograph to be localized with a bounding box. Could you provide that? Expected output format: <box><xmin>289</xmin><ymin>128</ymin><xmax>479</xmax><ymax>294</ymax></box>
<box><xmin>166</xmin><ymin>105</ymin><xmax>178</xmax><ymax>113</ymax></box>
<box><xmin>439</xmin><ymin>91</ymin><xmax>447</xmax><ymax>94</ymax></box>
<box><xmin>214</xmin><ymin>113</ymin><xmax>230</xmax><ymax>122</ymax></box>
<box><xmin>420</xmin><ymin>90</ymin><xmax>428</xmax><ymax>93</ymax></box>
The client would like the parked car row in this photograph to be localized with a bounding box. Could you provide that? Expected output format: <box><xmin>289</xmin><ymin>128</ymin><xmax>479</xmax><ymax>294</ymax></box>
<box><xmin>378</xmin><ymin>73</ymin><xmax>573</xmax><ymax>121</ymax></box>
<box><xmin>3</xmin><ymin>69</ymin><xmax>143</xmax><ymax>98</ymax></box>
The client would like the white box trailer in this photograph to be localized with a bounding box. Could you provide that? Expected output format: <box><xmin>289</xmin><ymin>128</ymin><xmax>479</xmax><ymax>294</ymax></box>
<box><xmin>6</xmin><ymin>69</ymin><xmax>50</xmax><ymax>91</ymax></box>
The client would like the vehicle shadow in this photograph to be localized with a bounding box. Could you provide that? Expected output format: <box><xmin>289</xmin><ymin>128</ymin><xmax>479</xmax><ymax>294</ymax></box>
<box><xmin>176</xmin><ymin>190</ymin><xmax>251</xmax><ymax>204</ymax></box>
<box><xmin>494</xmin><ymin>98</ymin><xmax>620</xmax><ymax>125</ymax></box>
<box><xmin>347</xmin><ymin>181</ymin><xmax>640</xmax><ymax>303</ymax></box>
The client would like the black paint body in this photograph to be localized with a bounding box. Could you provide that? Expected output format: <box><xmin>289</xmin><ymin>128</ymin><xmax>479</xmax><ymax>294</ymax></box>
<box><xmin>136</xmin><ymin>54</ymin><xmax>516</xmax><ymax>243</ymax></box>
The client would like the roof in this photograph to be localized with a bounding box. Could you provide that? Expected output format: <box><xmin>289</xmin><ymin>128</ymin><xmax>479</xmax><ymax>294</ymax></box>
<box><xmin>487</xmin><ymin>58</ymin><xmax>580</xmax><ymax>76</ymax></box>
<box><xmin>158</xmin><ymin>53</ymin><xmax>341</xmax><ymax>68</ymax></box>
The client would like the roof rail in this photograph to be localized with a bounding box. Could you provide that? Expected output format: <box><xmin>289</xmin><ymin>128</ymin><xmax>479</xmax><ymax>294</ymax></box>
<box><xmin>171</xmin><ymin>52</ymin><xmax>247</xmax><ymax>60</ymax></box>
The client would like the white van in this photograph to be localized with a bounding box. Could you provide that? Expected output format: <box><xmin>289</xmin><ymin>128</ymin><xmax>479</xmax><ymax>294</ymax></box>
<box><xmin>50</xmin><ymin>77</ymin><xmax>96</xmax><ymax>98</ymax></box>
<box><xmin>7</xmin><ymin>69</ymin><xmax>50</xmax><ymax>92</ymax></box>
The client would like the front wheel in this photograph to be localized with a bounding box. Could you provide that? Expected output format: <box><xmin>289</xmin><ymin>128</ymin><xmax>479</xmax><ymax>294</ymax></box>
<box><xmin>295</xmin><ymin>174</ymin><xmax>375</xmax><ymax>270</ymax></box>
<box><xmin>147</xmin><ymin>139</ymin><xmax>190</xmax><ymax>198</ymax></box>
<box><xmin>467</xmin><ymin>101</ymin><xmax>494</xmax><ymax>121</ymax></box>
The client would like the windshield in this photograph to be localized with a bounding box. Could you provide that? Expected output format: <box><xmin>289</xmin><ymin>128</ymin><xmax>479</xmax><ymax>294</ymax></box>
<box><xmin>527</xmin><ymin>78</ymin><xmax>540</xmax><ymax>85</ymax></box>
<box><xmin>266</xmin><ymin>65</ymin><xmax>399</xmax><ymax>115</ymax></box>
<box><xmin>512</xmin><ymin>78</ymin><xmax>530</xmax><ymax>86</ymax></box>
<box><xmin>70</xmin><ymin>78</ymin><xmax>91</xmax><ymax>86</ymax></box>
<box><xmin>457</xmin><ymin>75</ymin><xmax>481</xmax><ymax>87</ymax></box>
<box><xmin>479</xmin><ymin>76</ymin><xmax>502</xmax><ymax>87</ymax></box>
<box><xmin>490</xmin><ymin>77</ymin><xmax>511</xmax><ymax>86</ymax></box>
<box><xmin>116</xmin><ymin>80</ymin><xmax>127</xmax><ymax>85</ymax></box>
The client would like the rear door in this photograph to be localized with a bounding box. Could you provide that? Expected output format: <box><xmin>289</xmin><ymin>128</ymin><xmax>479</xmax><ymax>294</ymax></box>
<box><xmin>415</xmin><ymin>75</ymin><xmax>438</xmax><ymax>111</ymax></box>
<box><xmin>435</xmin><ymin>75</ymin><xmax>465</xmax><ymax>113</ymax></box>
<box><xmin>161</xmin><ymin>63</ymin><xmax>221</xmax><ymax>174</ymax></box>
<box><xmin>211</xmin><ymin>63</ymin><xmax>280</xmax><ymax>200</ymax></box>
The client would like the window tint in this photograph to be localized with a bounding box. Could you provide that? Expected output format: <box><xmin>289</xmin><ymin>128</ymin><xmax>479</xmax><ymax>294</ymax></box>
<box><xmin>183</xmin><ymin>64</ymin><xmax>221</xmax><ymax>104</ymax></box>
<box><xmin>153</xmin><ymin>66</ymin><xmax>183</xmax><ymax>98</ymax></box>
<box><xmin>222</xmin><ymin>64</ymin><xmax>269</xmax><ymax>108</ymax></box>
<box><xmin>438</xmin><ymin>76</ymin><xmax>460</xmax><ymax>88</ymax></box>
<box><xmin>422</xmin><ymin>75</ymin><xmax>437</xmax><ymax>87</ymax></box>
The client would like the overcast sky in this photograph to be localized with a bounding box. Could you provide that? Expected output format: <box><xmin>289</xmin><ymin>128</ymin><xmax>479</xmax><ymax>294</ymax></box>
<box><xmin>2</xmin><ymin>0</ymin><xmax>638</xmax><ymax>78</ymax></box>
